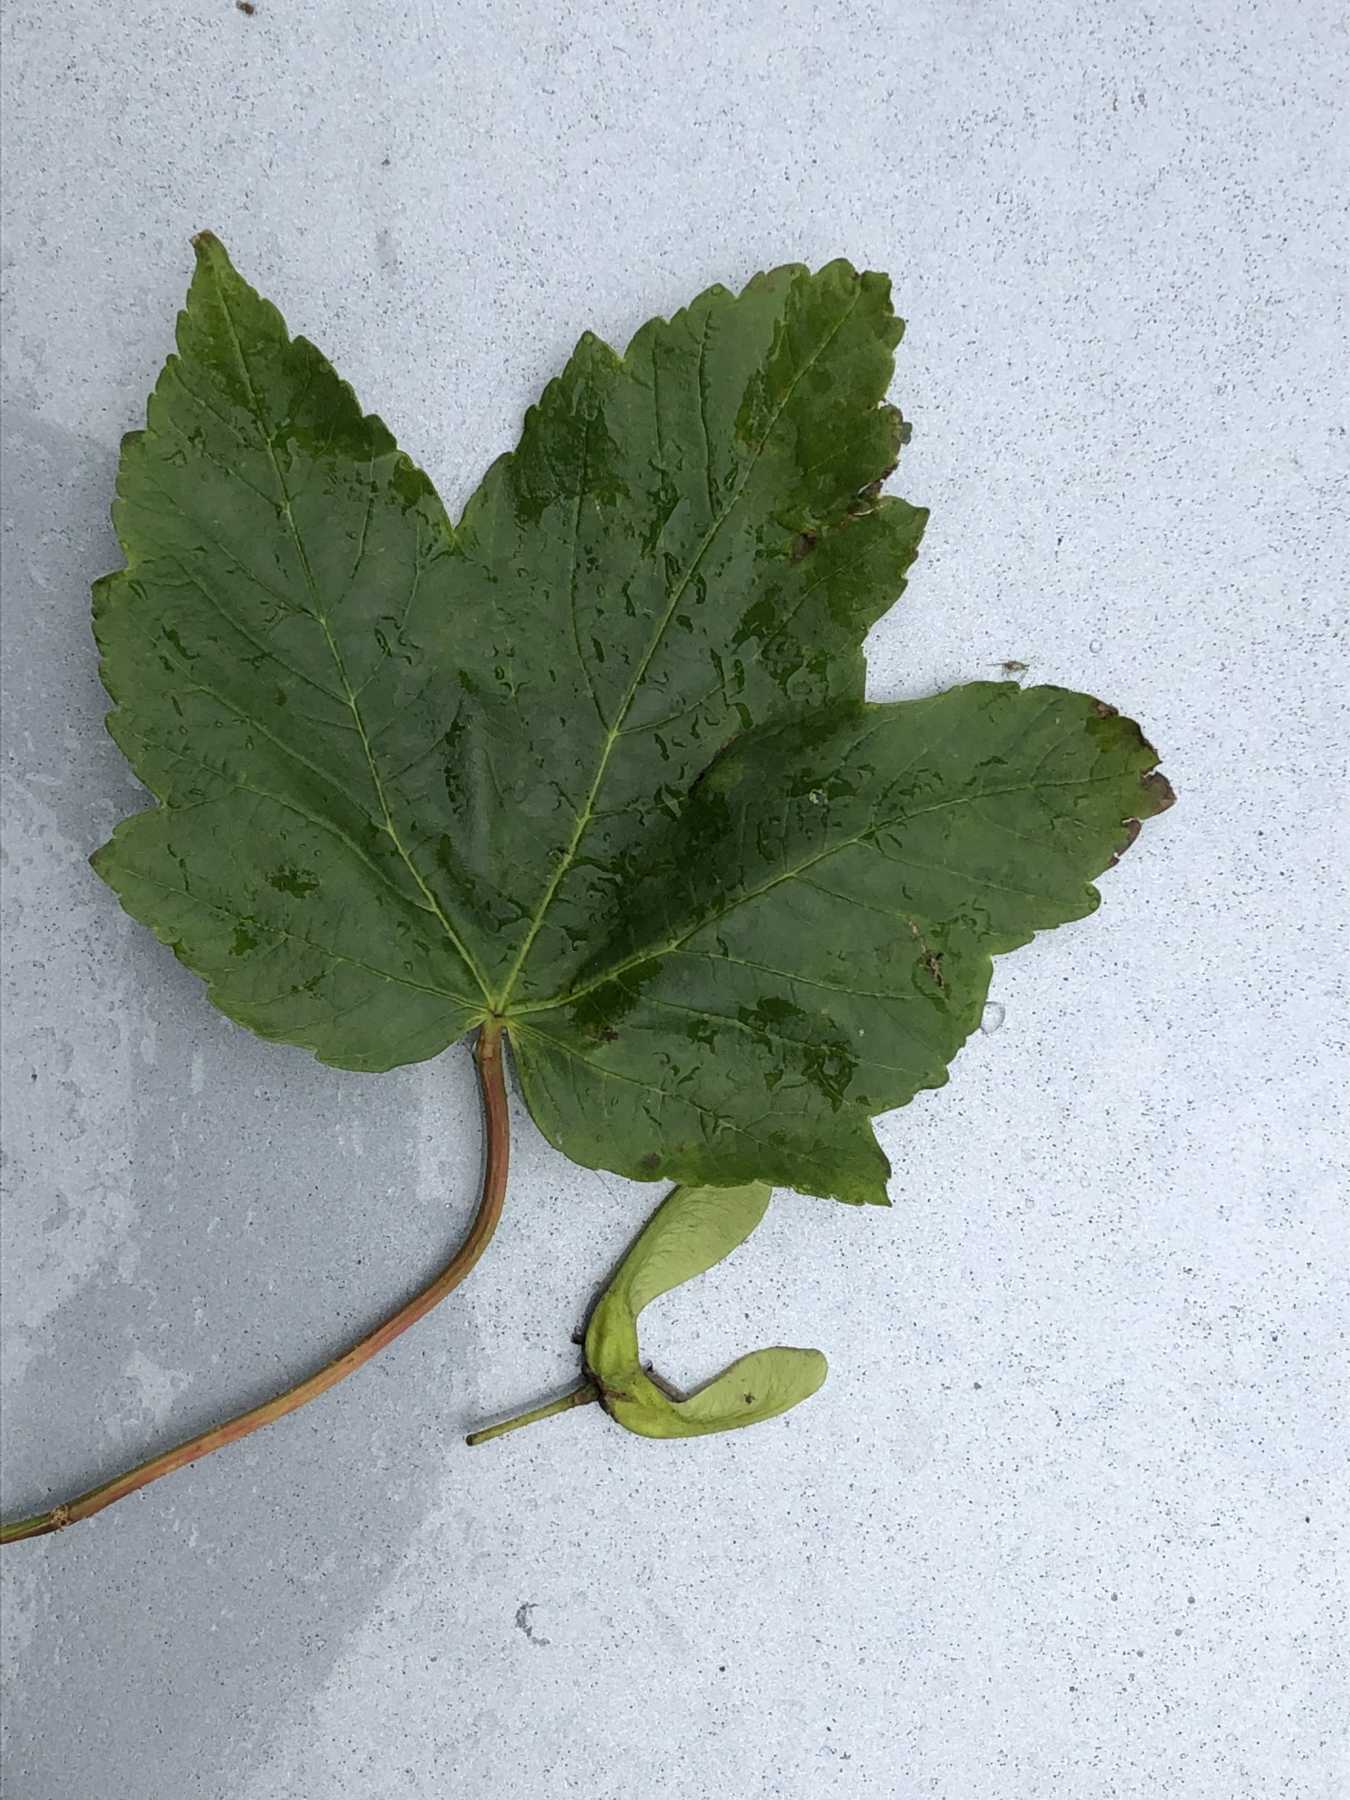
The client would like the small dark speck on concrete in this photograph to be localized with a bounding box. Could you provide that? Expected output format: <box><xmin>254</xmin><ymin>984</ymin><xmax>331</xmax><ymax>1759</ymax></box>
<box><xmin>236</xmin><ymin>2</ymin><xmax>256</xmax><ymax>13</ymax></box>
<box><xmin>514</xmin><ymin>1602</ymin><xmax>550</xmax><ymax>1647</ymax></box>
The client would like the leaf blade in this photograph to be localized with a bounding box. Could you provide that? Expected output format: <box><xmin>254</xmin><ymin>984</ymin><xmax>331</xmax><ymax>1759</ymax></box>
<box><xmin>509</xmin><ymin>684</ymin><xmax>1172</xmax><ymax>1202</ymax></box>
<box><xmin>94</xmin><ymin>234</ymin><xmax>492</xmax><ymax>1064</ymax></box>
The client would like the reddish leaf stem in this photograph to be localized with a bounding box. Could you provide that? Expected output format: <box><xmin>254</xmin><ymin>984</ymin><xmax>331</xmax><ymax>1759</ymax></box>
<box><xmin>1</xmin><ymin>1022</ymin><xmax>509</xmax><ymax>1545</ymax></box>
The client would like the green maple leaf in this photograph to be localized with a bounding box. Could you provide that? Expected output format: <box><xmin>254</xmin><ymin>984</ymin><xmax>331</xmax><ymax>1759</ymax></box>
<box><xmin>93</xmin><ymin>236</ymin><xmax>1168</xmax><ymax>1208</ymax></box>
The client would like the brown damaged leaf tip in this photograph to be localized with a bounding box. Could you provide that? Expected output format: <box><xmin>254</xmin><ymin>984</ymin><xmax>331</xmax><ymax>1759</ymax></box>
<box><xmin>1109</xmin><ymin>767</ymin><xmax>1175</xmax><ymax>866</ymax></box>
<box><xmin>1141</xmin><ymin>770</ymin><xmax>1177</xmax><ymax>812</ymax></box>
<box><xmin>1108</xmin><ymin>817</ymin><xmax>1143</xmax><ymax>867</ymax></box>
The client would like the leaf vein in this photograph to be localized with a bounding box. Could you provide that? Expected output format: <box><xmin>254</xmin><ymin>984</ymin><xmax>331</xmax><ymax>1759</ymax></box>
<box><xmin>121</xmin><ymin>869</ymin><xmax>473</xmax><ymax>1006</ymax></box>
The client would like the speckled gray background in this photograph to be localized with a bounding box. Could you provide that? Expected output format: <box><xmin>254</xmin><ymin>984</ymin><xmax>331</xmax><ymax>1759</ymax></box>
<box><xmin>2</xmin><ymin>2</ymin><xmax>1346</xmax><ymax>1796</ymax></box>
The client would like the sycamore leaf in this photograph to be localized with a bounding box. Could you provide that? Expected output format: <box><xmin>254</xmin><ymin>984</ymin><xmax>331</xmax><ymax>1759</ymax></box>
<box><xmin>93</xmin><ymin>237</ymin><xmax>1171</xmax><ymax>1209</ymax></box>
<box><xmin>584</xmin><ymin>1181</ymin><xmax>826</xmax><ymax>1438</ymax></box>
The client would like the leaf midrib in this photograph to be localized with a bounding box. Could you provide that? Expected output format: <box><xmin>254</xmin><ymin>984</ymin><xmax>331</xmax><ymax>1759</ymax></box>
<box><xmin>124</xmin><ymin>865</ymin><xmax>473</xmax><ymax>1009</ymax></box>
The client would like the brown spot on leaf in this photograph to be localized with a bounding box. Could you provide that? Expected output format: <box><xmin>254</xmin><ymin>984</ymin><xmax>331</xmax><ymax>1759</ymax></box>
<box><xmin>638</xmin><ymin>1152</ymin><xmax>660</xmax><ymax>1173</ymax></box>
<box><xmin>791</xmin><ymin>529</ymin><xmax>818</xmax><ymax>562</ymax></box>
<box><xmin>909</xmin><ymin>917</ymin><xmax>945</xmax><ymax>987</ymax></box>
<box><xmin>1094</xmin><ymin>700</ymin><xmax>1119</xmax><ymax>718</ymax></box>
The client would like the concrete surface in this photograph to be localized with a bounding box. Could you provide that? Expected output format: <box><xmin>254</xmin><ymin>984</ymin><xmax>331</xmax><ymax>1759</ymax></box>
<box><xmin>2</xmin><ymin>2</ymin><xmax>1346</xmax><ymax>1796</ymax></box>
